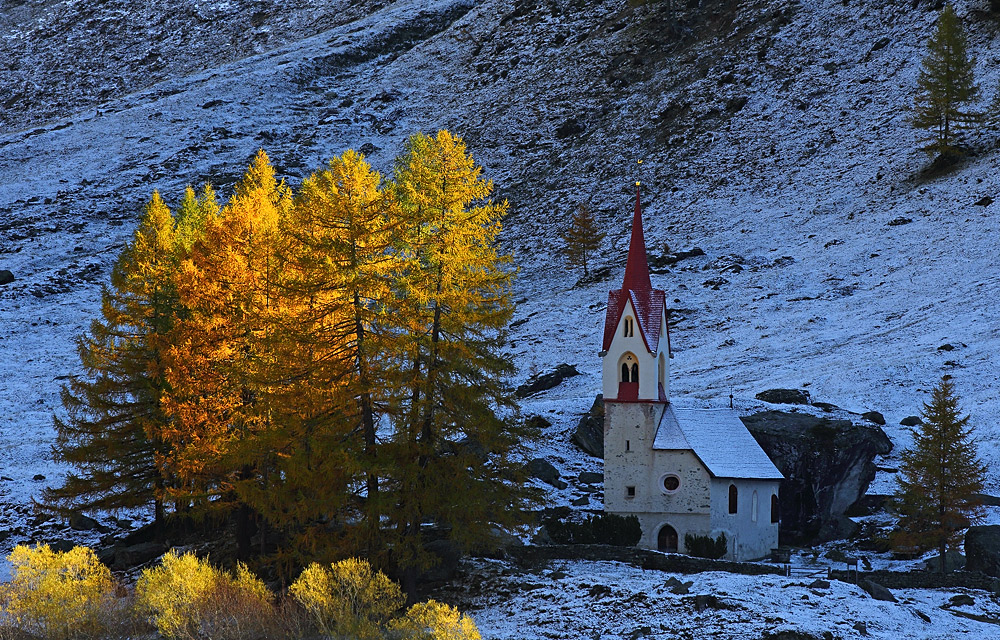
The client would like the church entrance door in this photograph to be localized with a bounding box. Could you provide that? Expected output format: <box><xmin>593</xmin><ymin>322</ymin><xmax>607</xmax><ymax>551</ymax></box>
<box><xmin>657</xmin><ymin>524</ymin><xmax>678</xmax><ymax>552</ymax></box>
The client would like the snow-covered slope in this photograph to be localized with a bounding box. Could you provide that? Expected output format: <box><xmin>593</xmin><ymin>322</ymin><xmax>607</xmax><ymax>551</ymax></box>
<box><xmin>3</xmin><ymin>0</ymin><xmax>1000</xmax><ymax>625</ymax></box>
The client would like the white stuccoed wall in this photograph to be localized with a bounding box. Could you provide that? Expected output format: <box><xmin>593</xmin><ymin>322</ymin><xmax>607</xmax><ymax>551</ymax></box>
<box><xmin>709</xmin><ymin>478</ymin><xmax>781</xmax><ymax>561</ymax></box>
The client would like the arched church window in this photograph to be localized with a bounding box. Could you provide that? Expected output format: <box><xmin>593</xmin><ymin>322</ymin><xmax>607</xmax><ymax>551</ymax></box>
<box><xmin>751</xmin><ymin>491</ymin><xmax>758</xmax><ymax>523</ymax></box>
<box><xmin>624</xmin><ymin>317</ymin><xmax>634</xmax><ymax>337</ymax></box>
<box><xmin>728</xmin><ymin>484</ymin><xmax>738</xmax><ymax>514</ymax></box>
<box><xmin>621</xmin><ymin>363</ymin><xmax>629</xmax><ymax>382</ymax></box>
<box><xmin>771</xmin><ymin>494</ymin><xmax>779</xmax><ymax>523</ymax></box>
<box><xmin>630</xmin><ymin>363</ymin><xmax>639</xmax><ymax>382</ymax></box>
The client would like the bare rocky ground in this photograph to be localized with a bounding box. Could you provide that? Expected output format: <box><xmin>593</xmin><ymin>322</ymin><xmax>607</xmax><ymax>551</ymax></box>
<box><xmin>5</xmin><ymin>0</ymin><xmax>1000</xmax><ymax>635</ymax></box>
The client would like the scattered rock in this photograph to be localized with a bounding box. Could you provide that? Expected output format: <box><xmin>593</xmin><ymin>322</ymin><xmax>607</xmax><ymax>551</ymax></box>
<box><xmin>0</xmin><ymin>530</ymin><xmax>10</xmax><ymax>542</ymax></box>
<box><xmin>742</xmin><ymin>410</ymin><xmax>892</xmax><ymax>544</ymax></box>
<box><xmin>111</xmin><ymin>541</ymin><xmax>168</xmax><ymax>570</ymax></box>
<box><xmin>974</xmin><ymin>196</ymin><xmax>993</xmax><ymax>207</ymax></box>
<box><xmin>516</xmin><ymin>363</ymin><xmax>580</xmax><ymax>398</ymax></box>
<box><xmin>486</xmin><ymin>525</ymin><xmax>523</xmax><ymax>551</ymax></box>
<box><xmin>548</xmin><ymin>570</ymin><xmax>567</xmax><ymax>580</ymax></box>
<box><xmin>47</xmin><ymin>539</ymin><xmax>75</xmax><ymax>553</ymax></box>
<box><xmin>948</xmin><ymin>593</ymin><xmax>975</xmax><ymax>607</ymax></box>
<box><xmin>555</xmin><ymin>117</ymin><xmax>585</xmax><ymax>139</ymax></box>
<box><xmin>588</xmin><ymin>584</ymin><xmax>611</xmax><ymax>598</ymax></box>
<box><xmin>860</xmin><ymin>579</ymin><xmax>896</xmax><ymax>602</ymax></box>
<box><xmin>32</xmin><ymin>474</ymin><xmax>46</xmax><ymax>481</ymax></box>
<box><xmin>975</xmin><ymin>493</ymin><xmax>1000</xmax><ymax>507</ymax></box>
<box><xmin>571</xmin><ymin>496</ymin><xmax>589</xmax><ymax>506</ymax></box>
<box><xmin>811</xmin><ymin>401</ymin><xmax>839</xmax><ymax>412</ymax></box>
<box><xmin>900</xmin><ymin>416</ymin><xmax>922</xmax><ymax>426</ymax></box>
<box><xmin>853</xmin><ymin>621</ymin><xmax>868</xmax><ymax>636</ymax></box>
<box><xmin>69</xmin><ymin>512</ymin><xmax>101</xmax><ymax>531</ymax></box>
<box><xmin>526</xmin><ymin>458</ymin><xmax>567</xmax><ymax>489</ymax></box>
<box><xmin>0</xmin><ymin>270</ymin><xmax>14</xmax><ymax>285</ymax></box>
<box><xmin>937</xmin><ymin>343</ymin><xmax>956</xmax><ymax>352</ymax></box>
<box><xmin>915</xmin><ymin>610</ymin><xmax>931</xmax><ymax>622</ymax></box>
<box><xmin>421</xmin><ymin>538</ymin><xmax>461</xmax><ymax>583</ymax></box>
<box><xmin>965</xmin><ymin>525</ymin><xmax>1000</xmax><ymax>576</ymax></box>
<box><xmin>664</xmin><ymin>576</ymin><xmax>693</xmax><ymax>594</ymax></box>
<box><xmin>0</xmin><ymin>476</ymin><xmax>12</xmax><ymax>481</ymax></box>
<box><xmin>921</xmin><ymin>550</ymin><xmax>965</xmax><ymax>573</ymax></box>
<box><xmin>861</xmin><ymin>411</ymin><xmax>885</xmax><ymax>426</ymax></box>
<box><xmin>702</xmin><ymin>277</ymin><xmax>728</xmax><ymax>289</ymax></box>
<box><xmin>648</xmin><ymin>247</ymin><xmax>705</xmax><ymax>271</ymax></box>
<box><xmin>525</xmin><ymin>415</ymin><xmax>552</xmax><ymax>432</ymax></box>
<box><xmin>887</xmin><ymin>216</ymin><xmax>912</xmax><ymax>226</ymax></box>
<box><xmin>808</xmin><ymin>579</ymin><xmax>830</xmax><ymax>590</ymax></box>
<box><xmin>755</xmin><ymin>388</ymin><xmax>811</xmax><ymax>405</ymax></box>
<box><xmin>628</xmin><ymin>625</ymin><xmax>652</xmax><ymax>639</ymax></box>
<box><xmin>578</xmin><ymin>471</ymin><xmax>603</xmax><ymax>484</ymax></box>
<box><xmin>571</xmin><ymin>394</ymin><xmax>604</xmax><ymax>458</ymax></box>
<box><xmin>691</xmin><ymin>594</ymin><xmax>734</xmax><ymax>611</ymax></box>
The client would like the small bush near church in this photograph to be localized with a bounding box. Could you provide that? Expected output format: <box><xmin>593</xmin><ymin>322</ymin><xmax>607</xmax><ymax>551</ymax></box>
<box><xmin>685</xmin><ymin>532</ymin><xmax>728</xmax><ymax>559</ymax></box>
<box><xmin>544</xmin><ymin>512</ymin><xmax>642</xmax><ymax>546</ymax></box>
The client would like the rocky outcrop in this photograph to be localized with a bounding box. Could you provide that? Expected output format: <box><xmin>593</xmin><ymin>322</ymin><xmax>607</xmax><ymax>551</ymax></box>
<box><xmin>755</xmin><ymin>388</ymin><xmax>811</xmax><ymax>405</ymax></box>
<box><xmin>0</xmin><ymin>270</ymin><xmax>13</xmax><ymax>285</ymax></box>
<box><xmin>741</xmin><ymin>410</ymin><xmax>892</xmax><ymax>545</ymax></box>
<box><xmin>526</xmin><ymin>458</ymin><xmax>566</xmax><ymax>489</ymax></box>
<box><xmin>516</xmin><ymin>363</ymin><xmax>580</xmax><ymax>398</ymax></box>
<box><xmin>571</xmin><ymin>394</ymin><xmax>604</xmax><ymax>458</ymax></box>
<box><xmin>965</xmin><ymin>525</ymin><xmax>1000</xmax><ymax>576</ymax></box>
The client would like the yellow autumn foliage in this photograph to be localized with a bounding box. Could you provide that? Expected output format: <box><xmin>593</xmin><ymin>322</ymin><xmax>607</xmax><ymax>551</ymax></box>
<box><xmin>391</xmin><ymin>600</ymin><xmax>481</xmax><ymax>640</ymax></box>
<box><xmin>1</xmin><ymin>544</ymin><xmax>116</xmax><ymax>640</ymax></box>
<box><xmin>135</xmin><ymin>550</ymin><xmax>273</xmax><ymax>640</ymax></box>
<box><xmin>289</xmin><ymin>557</ymin><xmax>403</xmax><ymax>639</ymax></box>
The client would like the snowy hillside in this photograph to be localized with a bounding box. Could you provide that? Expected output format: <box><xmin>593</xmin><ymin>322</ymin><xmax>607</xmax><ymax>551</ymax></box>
<box><xmin>4</xmin><ymin>0</ymin><xmax>1000</xmax><ymax>633</ymax></box>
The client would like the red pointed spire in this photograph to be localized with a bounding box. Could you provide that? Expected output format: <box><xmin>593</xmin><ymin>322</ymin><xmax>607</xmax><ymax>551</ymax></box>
<box><xmin>622</xmin><ymin>183</ymin><xmax>651</xmax><ymax>293</ymax></box>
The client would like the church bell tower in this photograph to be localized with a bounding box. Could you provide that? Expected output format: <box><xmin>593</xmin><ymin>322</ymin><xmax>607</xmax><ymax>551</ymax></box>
<box><xmin>600</xmin><ymin>184</ymin><xmax>669</xmax><ymax>404</ymax></box>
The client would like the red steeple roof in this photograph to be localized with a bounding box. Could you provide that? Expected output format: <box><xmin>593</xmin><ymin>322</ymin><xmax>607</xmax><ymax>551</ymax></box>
<box><xmin>622</xmin><ymin>184</ymin><xmax>652</xmax><ymax>294</ymax></box>
<box><xmin>602</xmin><ymin>184</ymin><xmax>667</xmax><ymax>354</ymax></box>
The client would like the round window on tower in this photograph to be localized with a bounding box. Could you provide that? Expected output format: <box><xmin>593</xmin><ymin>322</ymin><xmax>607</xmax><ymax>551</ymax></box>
<box><xmin>660</xmin><ymin>474</ymin><xmax>681</xmax><ymax>495</ymax></box>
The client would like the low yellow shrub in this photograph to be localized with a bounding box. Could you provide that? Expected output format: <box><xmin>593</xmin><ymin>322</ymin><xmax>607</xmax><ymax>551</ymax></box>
<box><xmin>1</xmin><ymin>543</ymin><xmax>116</xmax><ymax>640</ymax></box>
<box><xmin>135</xmin><ymin>550</ymin><xmax>274</xmax><ymax>640</ymax></box>
<box><xmin>289</xmin><ymin>557</ymin><xmax>404</xmax><ymax>639</ymax></box>
<box><xmin>392</xmin><ymin>600</ymin><xmax>481</xmax><ymax>640</ymax></box>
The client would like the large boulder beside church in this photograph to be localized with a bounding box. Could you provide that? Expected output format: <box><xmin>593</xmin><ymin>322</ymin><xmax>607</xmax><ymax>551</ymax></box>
<box><xmin>965</xmin><ymin>525</ymin><xmax>1000</xmax><ymax>576</ymax></box>
<box><xmin>740</xmin><ymin>410</ymin><xmax>892</xmax><ymax>545</ymax></box>
<box><xmin>571</xmin><ymin>394</ymin><xmax>605</xmax><ymax>458</ymax></box>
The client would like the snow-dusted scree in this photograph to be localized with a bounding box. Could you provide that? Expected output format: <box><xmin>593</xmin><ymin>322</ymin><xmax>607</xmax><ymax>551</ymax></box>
<box><xmin>4</xmin><ymin>0</ymin><xmax>1000</xmax><ymax>634</ymax></box>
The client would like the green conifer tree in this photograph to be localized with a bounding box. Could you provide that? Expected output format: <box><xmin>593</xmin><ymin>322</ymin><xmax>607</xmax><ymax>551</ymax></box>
<box><xmin>912</xmin><ymin>5</ymin><xmax>982</xmax><ymax>156</ymax></box>
<box><xmin>893</xmin><ymin>378</ymin><xmax>987</xmax><ymax>572</ymax></box>
<box><xmin>45</xmin><ymin>192</ymin><xmax>181</xmax><ymax>524</ymax></box>
<box><xmin>561</xmin><ymin>203</ymin><xmax>605</xmax><ymax>277</ymax></box>
<box><xmin>388</xmin><ymin>131</ymin><xmax>540</xmax><ymax>595</ymax></box>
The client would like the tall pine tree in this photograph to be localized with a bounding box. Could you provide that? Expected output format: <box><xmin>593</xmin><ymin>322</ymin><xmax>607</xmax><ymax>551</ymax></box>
<box><xmin>46</xmin><ymin>192</ymin><xmax>182</xmax><ymax>525</ymax></box>
<box><xmin>913</xmin><ymin>5</ymin><xmax>981</xmax><ymax>156</ymax></box>
<box><xmin>388</xmin><ymin>131</ymin><xmax>539</xmax><ymax>595</ymax></box>
<box><xmin>163</xmin><ymin>150</ymin><xmax>292</xmax><ymax>558</ymax></box>
<box><xmin>893</xmin><ymin>378</ymin><xmax>987</xmax><ymax>572</ymax></box>
<box><xmin>257</xmin><ymin>150</ymin><xmax>406</xmax><ymax>568</ymax></box>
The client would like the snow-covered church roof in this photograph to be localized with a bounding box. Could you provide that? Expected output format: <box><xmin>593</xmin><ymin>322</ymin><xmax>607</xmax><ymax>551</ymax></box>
<box><xmin>653</xmin><ymin>405</ymin><xmax>783</xmax><ymax>480</ymax></box>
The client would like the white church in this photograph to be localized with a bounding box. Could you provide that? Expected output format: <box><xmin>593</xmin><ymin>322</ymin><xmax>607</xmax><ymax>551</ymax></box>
<box><xmin>600</xmin><ymin>186</ymin><xmax>783</xmax><ymax>561</ymax></box>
